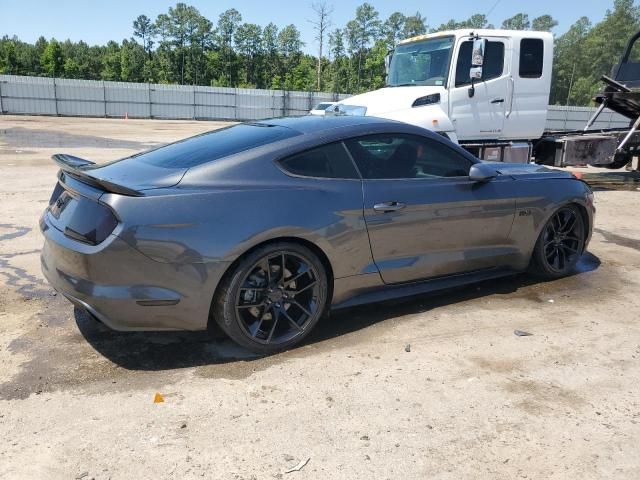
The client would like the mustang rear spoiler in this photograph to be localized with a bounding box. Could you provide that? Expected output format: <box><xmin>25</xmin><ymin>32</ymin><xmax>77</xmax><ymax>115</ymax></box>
<box><xmin>52</xmin><ymin>154</ymin><xmax>142</xmax><ymax>197</ymax></box>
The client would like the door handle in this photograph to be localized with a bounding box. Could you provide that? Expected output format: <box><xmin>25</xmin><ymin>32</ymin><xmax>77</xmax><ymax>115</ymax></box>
<box><xmin>491</xmin><ymin>98</ymin><xmax>505</xmax><ymax>104</ymax></box>
<box><xmin>506</xmin><ymin>77</ymin><xmax>515</xmax><ymax>118</ymax></box>
<box><xmin>373</xmin><ymin>201</ymin><xmax>406</xmax><ymax>213</ymax></box>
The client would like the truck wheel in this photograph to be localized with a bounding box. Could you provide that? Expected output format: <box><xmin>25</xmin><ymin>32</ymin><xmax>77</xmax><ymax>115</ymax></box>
<box><xmin>604</xmin><ymin>152</ymin><xmax>632</xmax><ymax>169</ymax></box>
<box><xmin>529</xmin><ymin>205</ymin><xmax>585</xmax><ymax>279</ymax></box>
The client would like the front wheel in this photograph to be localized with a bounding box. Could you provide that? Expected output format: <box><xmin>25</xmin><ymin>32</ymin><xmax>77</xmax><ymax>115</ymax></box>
<box><xmin>212</xmin><ymin>242</ymin><xmax>328</xmax><ymax>354</ymax></box>
<box><xmin>529</xmin><ymin>205</ymin><xmax>585</xmax><ymax>279</ymax></box>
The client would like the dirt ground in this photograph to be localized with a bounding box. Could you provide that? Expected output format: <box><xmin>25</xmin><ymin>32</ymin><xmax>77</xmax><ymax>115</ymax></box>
<box><xmin>1</xmin><ymin>115</ymin><xmax>640</xmax><ymax>480</ymax></box>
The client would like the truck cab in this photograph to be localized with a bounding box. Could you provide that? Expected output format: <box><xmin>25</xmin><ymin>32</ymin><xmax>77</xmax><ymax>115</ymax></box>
<box><xmin>334</xmin><ymin>29</ymin><xmax>554</xmax><ymax>162</ymax></box>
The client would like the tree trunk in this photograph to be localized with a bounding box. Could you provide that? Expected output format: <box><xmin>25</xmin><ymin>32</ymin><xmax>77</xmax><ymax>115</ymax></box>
<box><xmin>317</xmin><ymin>36</ymin><xmax>323</xmax><ymax>91</ymax></box>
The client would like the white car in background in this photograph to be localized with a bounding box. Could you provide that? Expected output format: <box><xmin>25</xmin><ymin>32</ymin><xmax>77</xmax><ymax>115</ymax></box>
<box><xmin>309</xmin><ymin>102</ymin><xmax>336</xmax><ymax>116</ymax></box>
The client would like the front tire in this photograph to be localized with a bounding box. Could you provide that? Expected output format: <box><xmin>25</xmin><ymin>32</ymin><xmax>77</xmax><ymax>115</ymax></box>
<box><xmin>212</xmin><ymin>242</ymin><xmax>328</xmax><ymax>354</ymax></box>
<box><xmin>529</xmin><ymin>205</ymin><xmax>585</xmax><ymax>279</ymax></box>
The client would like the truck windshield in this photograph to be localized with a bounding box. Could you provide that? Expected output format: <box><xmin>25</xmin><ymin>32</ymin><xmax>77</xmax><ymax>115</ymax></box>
<box><xmin>387</xmin><ymin>36</ymin><xmax>454</xmax><ymax>87</ymax></box>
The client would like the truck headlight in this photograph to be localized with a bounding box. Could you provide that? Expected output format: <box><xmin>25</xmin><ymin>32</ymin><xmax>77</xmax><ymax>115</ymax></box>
<box><xmin>412</xmin><ymin>93</ymin><xmax>441</xmax><ymax>107</ymax></box>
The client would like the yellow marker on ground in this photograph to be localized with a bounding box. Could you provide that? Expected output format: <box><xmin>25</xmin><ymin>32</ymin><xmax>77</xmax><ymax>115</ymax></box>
<box><xmin>153</xmin><ymin>393</ymin><xmax>164</xmax><ymax>403</ymax></box>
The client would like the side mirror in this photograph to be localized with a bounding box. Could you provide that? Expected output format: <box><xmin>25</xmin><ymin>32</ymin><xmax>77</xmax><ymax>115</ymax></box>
<box><xmin>469</xmin><ymin>163</ymin><xmax>498</xmax><ymax>182</ymax></box>
<box><xmin>468</xmin><ymin>38</ymin><xmax>485</xmax><ymax>98</ymax></box>
<box><xmin>469</xmin><ymin>38</ymin><xmax>485</xmax><ymax>79</ymax></box>
<box><xmin>384</xmin><ymin>51</ymin><xmax>393</xmax><ymax>75</ymax></box>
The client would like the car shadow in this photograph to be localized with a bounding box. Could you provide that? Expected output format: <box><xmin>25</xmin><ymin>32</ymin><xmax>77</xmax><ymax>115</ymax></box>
<box><xmin>76</xmin><ymin>252</ymin><xmax>601</xmax><ymax>371</ymax></box>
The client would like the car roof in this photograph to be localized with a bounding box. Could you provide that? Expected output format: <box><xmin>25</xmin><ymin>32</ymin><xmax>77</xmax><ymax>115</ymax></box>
<box><xmin>254</xmin><ymin>115</ymin><xmax>402</xmax><ymax>135</ymax></box>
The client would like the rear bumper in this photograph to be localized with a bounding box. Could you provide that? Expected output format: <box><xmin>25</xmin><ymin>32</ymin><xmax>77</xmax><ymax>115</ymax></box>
<box><xmin>40</xmin><ymin>212</ymin><xmax>230</xmax><ymax>331</ymax></box>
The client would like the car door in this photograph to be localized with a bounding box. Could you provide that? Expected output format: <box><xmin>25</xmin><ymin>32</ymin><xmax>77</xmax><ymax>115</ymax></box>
<box><xmin>344</xmin><ymin>134</ymin><xmax>517</xmax><ymax>284</ymax></box>
<box><xmin>448</xmin><ymin>37</ymin><xmax>510</xmax><ymax>141</ymax></box>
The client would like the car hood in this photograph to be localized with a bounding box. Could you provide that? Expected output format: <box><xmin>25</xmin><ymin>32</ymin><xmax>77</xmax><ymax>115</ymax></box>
<box><xmin>483</xmin><ymin>161</ymin><xmax>575</xmax><ymax>179</ymax></box>
<box><xmin>338</xmin><ymin>86</ymin><xmax>446</xmax><ymax>115</ymax></box>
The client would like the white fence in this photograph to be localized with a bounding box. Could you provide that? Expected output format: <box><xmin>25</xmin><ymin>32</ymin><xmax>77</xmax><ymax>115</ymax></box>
<box><xmin>0</xmin><ymin>74</ymin><xmax>631</xmax><ymax>131</ymax></box>
<box><xmin>0</xmin><ymin>74</ymin><xmax>348</xmax><ymax>121</ymax></box>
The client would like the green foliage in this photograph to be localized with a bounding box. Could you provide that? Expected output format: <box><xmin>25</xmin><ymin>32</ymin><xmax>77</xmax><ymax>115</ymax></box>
<box><xmin>41</xmin><ymin>39</ymin><xmax>64</xmax><ymax>77</ymax></box>
<box><xmin>0</xmin><ymin>38</ymin><xmax>19</xmax><ymax>74</ymax></box>
<box><xmin>0</xmin><ymin>0</ymin><xmax>636</xmax><ymax>106</ymax></box>
<box><xmin>502</xmin><ymin>13</ymin><xmax>530</xmax><ymax>30</ymax></box>
<box><xmin>403</xmin><ymin>12</ymin><xmax>427</xmax><ymax>38</ymax></box>
<box><xmin>550</xmin><ymin>0</ymin><xmax>640</xmax><ymax>105</ymax></box>
<box><xmin>431</xmin><ymin>14</ymin><xmax>492</xmax><ymax>33</ymax></box>
<box><xmin>133</xmin><ymin>15</ymin><xmax>155</xmax><ymax>55</ymax></box>
<box><xmin>383</xmin><ymin>12</ymin><xmax>406</xmax><ymax>48</ymax></box>
<box><xmin>235</xmin><ymin>23</ymin><xmax>263</xmax><ymax>87</ymax></box>
<box><xmin>532</xmin><ymin>15</ymin><xmax>559</xmax><ymax>32</ymax></box>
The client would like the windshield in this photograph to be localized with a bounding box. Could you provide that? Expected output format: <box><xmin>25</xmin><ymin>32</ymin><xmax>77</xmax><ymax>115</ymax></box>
<box><xmin>387</xmin><ymin>36</ymin><xmax>454</xmax><ymax>87</ymax></box>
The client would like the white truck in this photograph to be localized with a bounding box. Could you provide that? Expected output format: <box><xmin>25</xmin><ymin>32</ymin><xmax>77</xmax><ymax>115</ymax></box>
<box><xmin>332</xmin><ymin>28</ymin><xmax>640</xmax><ymax>169</ymax></box>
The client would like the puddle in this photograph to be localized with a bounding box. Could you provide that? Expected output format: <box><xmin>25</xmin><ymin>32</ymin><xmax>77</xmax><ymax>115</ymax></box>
<box><xmin>0</xmin><ymin>127</ymin><xmax>157</xmax><ymax>150</ymax></box>
<box><xmin>0</xmin><ymin>223</ymin><xmax>31</xmax><ymax>242</ymax></box>
<box><xmin>0</xmin><ymin>225</ymin><xmax>51</xmax><ymax>300</ymax></box>
<box><xmin>0</xmin><ymin>149</ymin><xmax>37</xmax><ymax>156</ymax></box>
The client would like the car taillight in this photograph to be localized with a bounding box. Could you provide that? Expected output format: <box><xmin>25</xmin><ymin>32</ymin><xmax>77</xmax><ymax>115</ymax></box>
<box><xmin>49</xmin><ymin>182</ymin><xmax>64</xmax><ymax>205</ymax></box>
<box><xmin>63</xmin><ymin>198</ymin><xmax>118</xmax><ymax>245</ymax></box>
<box><xmin>47</xmin><ymin>182</ymin><xmax>118</xmax><ymax>245</ymax></box>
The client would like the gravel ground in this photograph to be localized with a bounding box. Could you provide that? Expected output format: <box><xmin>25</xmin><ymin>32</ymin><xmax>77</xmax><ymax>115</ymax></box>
<box><xmin>1</xmin><ymin>115</ymin><xmax>640</xmax><ymax>479</ymax></box>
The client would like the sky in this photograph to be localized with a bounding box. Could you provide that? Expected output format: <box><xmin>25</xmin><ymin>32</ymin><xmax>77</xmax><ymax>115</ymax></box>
<box><xmin>0</xmin><ymin>0</ymin><xmax>613</xmax><ymax>54</ymax></box>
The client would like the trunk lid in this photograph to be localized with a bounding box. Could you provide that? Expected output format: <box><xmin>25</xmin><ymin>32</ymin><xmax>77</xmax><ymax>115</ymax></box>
<box><xmin>52</xmin><ymin>153</ymin><xmax>186</xmax><ymax>196</ymax></box>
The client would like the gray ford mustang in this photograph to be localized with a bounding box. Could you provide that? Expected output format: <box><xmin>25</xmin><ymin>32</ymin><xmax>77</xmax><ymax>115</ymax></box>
<box><xmin>40</xmin><ymin>116</ymin><xmax>594</xmax><ymax>353</ymax></box>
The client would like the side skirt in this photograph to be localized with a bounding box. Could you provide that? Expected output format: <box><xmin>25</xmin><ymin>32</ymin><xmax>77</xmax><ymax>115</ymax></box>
<box><xmin>331</xmin><ymin>267</ymin><xmax>521</xmax><ymax>310</ymax></box>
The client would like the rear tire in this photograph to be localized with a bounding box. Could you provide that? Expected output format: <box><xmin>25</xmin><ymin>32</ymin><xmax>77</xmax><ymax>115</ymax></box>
<box><xmin>529</xmin><ymin>205</ymin><xmax>585</xmax><ymax>279</ymax></box>
<box><xmin>212</xmin><ymin>242</ymin><xmax>328</xmax><ymax>354</ymax></box>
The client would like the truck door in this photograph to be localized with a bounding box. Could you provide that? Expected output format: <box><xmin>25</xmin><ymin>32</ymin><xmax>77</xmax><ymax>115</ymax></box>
<box><xmin>500</xmin><ymin>37</ymin><xmax>551</xmax><ymax>140</ymax></box>
<box><xmin>448</xmin><ymin>37</ymin><xmax>510</xmax><ymax>141</ymax></box>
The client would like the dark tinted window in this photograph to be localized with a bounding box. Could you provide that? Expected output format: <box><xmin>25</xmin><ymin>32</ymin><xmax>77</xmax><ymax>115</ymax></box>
<box><xmin>279</xmin><ymin>142</ymin><xmax>359</xmax><ymax>179</ymax></box>
<box><xmin>114</xmin><ymin>124</ymin><xmax>299</xmax><ymax>169</ymax></box>
<box><xmin>344</xmin><ymin>134</ymin><xmax>472</xmax><ymax>179</ymax></box>
<box><xmin>520</xmin><ymin>38</ymin><xmax>544</xmax><ymax>78</ymax></box>
<box><xmin>455</xmin><ymin>40</ymin><xmax>505</xmax><ymax>87</ymax></box>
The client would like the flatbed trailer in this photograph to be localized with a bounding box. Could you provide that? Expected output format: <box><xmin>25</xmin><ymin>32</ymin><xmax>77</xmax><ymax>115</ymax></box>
<box><xmin>534</xmin><ymin>31</ymin><xmax>640</xmax><ymax>170</ymax></box>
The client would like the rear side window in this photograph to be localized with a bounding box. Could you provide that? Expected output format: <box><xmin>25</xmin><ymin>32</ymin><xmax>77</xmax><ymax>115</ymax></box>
<box><xmin>279</xmin><ymin>142</ymin><xmax>359</xmax><ymax>179</ymax></box>
<box><xmin>520</xmin><ymin>39</ymin><xmax>544</xmax><ymax>78</ymax></box>
<box><xmin>114</xmin><ymin>123</ymin><xmax>299</xmax><ymax>169</ymax></box>
<box><xmin>455</xmin><ymin>40</ymin><xmax>505</xmax><ymax>87</ymax></box>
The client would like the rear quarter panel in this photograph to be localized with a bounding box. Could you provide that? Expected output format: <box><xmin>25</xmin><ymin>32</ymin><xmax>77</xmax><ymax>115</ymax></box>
<box><xmin>101</xmin><ymin>177</ymin><xmax>373</xmax><ymax>280</ymax></box>
<box><xmin>509</xmin><ymin>178</ymin><xmax>593</xmax><ymax>267</ymax></box>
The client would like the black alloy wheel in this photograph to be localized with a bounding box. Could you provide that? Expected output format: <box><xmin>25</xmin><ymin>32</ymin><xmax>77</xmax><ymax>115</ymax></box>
<box><xmin>213</xmin><ymin>242</ymin><xmax>327</xmax><ymax>353</ymax></box>
<box><xmin>530</xmin><ymin>205</ymin><xmax>585</xmax><ymax>278</ymax></box>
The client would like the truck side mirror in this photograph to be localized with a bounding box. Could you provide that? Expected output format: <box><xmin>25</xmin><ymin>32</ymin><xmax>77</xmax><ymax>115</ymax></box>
<box><xmin>469</xmin><ymin>38</ymin><xmax>485</xmax><ymax>79</ymax></box>
<box><xmin>468</xmin><ymin>38</ymin><xmax>486</xmax><ymax>99</ymax></box>
<box><xmin>384</xmin><ymin>51</ymin><xmax>393</xmax><ymax>75</ymax></box>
